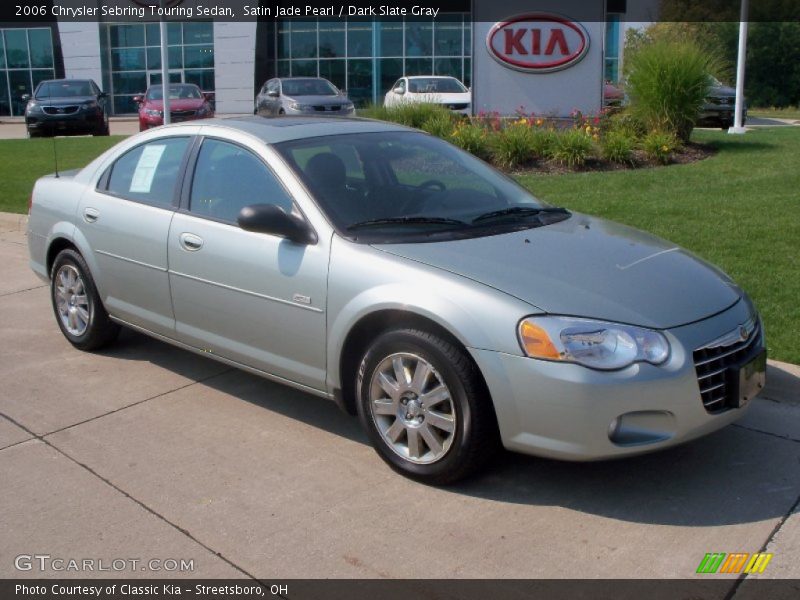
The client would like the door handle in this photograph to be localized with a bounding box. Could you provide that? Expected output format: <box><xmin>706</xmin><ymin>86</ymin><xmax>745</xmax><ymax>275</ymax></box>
<box><xmin>179</xmin><ymin>232</ymin><xmax>204</xmax><ymax>251</ymax></box>
<box><xmin>83</xmin><ymin>207</ymin><xmax>100</xmax><ymax>223</ymax></box>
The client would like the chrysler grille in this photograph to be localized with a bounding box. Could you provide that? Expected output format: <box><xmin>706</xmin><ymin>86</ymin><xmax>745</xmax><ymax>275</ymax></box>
<box><xmin>693</xmin><ymin>319</ymin><xmax>761</xmax><ymax>414</ymax></box>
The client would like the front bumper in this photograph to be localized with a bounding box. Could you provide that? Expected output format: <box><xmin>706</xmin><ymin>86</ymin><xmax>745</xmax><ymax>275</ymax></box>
<box><xmin>471</xmin><ymin>299</ymin><xmax>763</xmax><ymax>461</ymax></box>
<box><xmin>26</xmin><ymin>110</ymin><xmax>103</xmax><ymax>133</ymax></box>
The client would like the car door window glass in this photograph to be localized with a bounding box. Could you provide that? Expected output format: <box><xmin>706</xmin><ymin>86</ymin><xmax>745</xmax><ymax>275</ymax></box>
<box><xmin>267</xmin><ymin>80</ymin><xmax>279</xmax><ymax>95</ymax></box>
<box><xmin>106</xmin><ymin>137</ymin><xmax>190</xmax><ymax>207</ymax></box>
<box><xmin>190</xmin><ymin>139</ymin><xmax>294</xmax><ymax>223</ymax></box>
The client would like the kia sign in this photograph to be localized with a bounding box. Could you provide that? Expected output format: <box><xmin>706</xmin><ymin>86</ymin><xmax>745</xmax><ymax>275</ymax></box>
<box><xmin>486</xmin><ymin>14</ymin><xmax>590</xmax><ymax>74</ymax></box>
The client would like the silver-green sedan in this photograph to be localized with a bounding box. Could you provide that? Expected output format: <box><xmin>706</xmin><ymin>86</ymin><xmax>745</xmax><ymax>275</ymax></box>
<box><xmin>27</xmin><ymin>116</ymin><xmax>766</xmax><ymax>484</ymax></box>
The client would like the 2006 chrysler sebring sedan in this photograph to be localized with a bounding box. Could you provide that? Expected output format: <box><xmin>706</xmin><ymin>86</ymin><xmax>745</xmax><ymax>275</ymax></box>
<box><xmin>28</xmin><ymin>116</ymin><xmax>766</xmax><ymax>484</ymax></box>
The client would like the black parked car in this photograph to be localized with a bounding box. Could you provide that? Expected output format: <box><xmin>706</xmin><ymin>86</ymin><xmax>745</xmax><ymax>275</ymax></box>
<box><xmin>24</xmin><ymin>79</ymin><xmax>110</xmax><ymax>138</ymax></box>
<box><xmin>698</xmin><ymin>77</ymin><xmax>747</xmax><ymax>129</ymax></box>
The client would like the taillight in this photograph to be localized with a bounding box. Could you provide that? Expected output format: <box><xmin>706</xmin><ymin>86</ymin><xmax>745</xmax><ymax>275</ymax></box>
<box><xmin>28</xmin><ymin>192</ymin><xmax>33</xmax><ymax>215</ymax></box>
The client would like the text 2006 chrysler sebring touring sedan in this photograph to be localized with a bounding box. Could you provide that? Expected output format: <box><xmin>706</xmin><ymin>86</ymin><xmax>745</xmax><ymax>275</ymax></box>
<box><xmin>28</xmin><ymin>117</ymin><xmax>766</xmax><ymax>484</ymax></box>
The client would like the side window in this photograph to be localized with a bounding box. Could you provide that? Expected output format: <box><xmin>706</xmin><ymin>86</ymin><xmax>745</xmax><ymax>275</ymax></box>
<box><xmin>267</xmin><ymin>80</ymin><xmax>279</xmax><ymax>95</ymax></box>
<box><xmin>106</xmin><ymin>137</ymin><xmax>190</xmax><ymax>207</ymax></box>
<box><xmin>394</xmin><ymin>79</ymin><xmax>405</xmax><ymax>93</ymax></box>
<box><xmin>189</xmin><ymin>138</ymin><xmax>294</xmax><ymax>223</ymax></box>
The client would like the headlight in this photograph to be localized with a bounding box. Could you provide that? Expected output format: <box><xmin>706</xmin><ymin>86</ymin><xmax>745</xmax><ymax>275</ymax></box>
<box><xmin>144</xmin><ymin>108</ymin><xmax>162</xmax><ymax>117</ymax></box>
<box><xmin>27</xmin><ymin>101</ymin><xmax>41</xmax><ymax>112</ymax></box>
<box><xmin>82</xmin><ymin>100</ymin><xmax>97</xmax><ymax>109</ymax></box>
<box><xmin>290</xmin><ymin>103</ymin><xmax>313</xmax><ymax>112</ymax></box>
<box><xmin>518</xmin><ymin>316</ymin><xmax>670</xmax><ymax>370</ymax></box>
<box><xmin>344</xmin><ymin>103</ymin><xmax>354</xmax><ymax>111</ymax></box>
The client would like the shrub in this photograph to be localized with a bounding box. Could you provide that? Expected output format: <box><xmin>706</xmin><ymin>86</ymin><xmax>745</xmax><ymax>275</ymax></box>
<box><xmin>600</xmin><ymin>130</ymin><xmax>636</xmax><ymax>165</ymax></box>
<box><xmin>450</xmin><ymin>121</ymin><xmax>492</xmax><ymax>160</ymax></box>
<box><xmin>530</xmin><ymin>128</ymin><xmax>557</xmax><ymax>160</ymax></box>
<box><xmin>359</xmin><ymin>102</ymin><xmax>453</xmax><ymax>129</ymax></box>
<box><xmin>491</xmin><ymin>122</ymin><xmax>536</xmax><ymax>169</ymax></box>
<box><xmin>608</xmin><ymin>110</ymin><xmax>647</xmax><ymax>140</ymax></box>
<box><xmin>420</xmin><ymin>112</ymin><xmax>456</xmax><ymax>138</ymax></box>
<box><xmin>642</xmin><ymin>130</ymin><xmax>680</xmax><ymax>164</ymax></box>
<box><xmin>626</xmin><ymin>38</ymin><xmax>722</xmax><ymax>141</ymax></box>
<box><xmin>551</xmin><ymin>129</ymin><xmax>594</xmax><ymax>167</ymax></box>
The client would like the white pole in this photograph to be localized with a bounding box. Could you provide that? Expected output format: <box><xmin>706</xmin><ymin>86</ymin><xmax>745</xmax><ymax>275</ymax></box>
<box><xmin>160</xmin><ymin>0</ymin><xmax>171</xmax><ymax>125</ymax></box>
<box><xmin>729</xmin><ymin>0</ymin><xmax>748</xmax><ymax>134</ymax></box>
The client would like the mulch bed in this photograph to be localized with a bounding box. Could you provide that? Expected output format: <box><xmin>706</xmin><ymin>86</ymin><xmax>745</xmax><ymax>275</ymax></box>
<box><xmin>506</xmin><ymin>141</ymin><xmax>717</xmax><ymax>175</ymax></box>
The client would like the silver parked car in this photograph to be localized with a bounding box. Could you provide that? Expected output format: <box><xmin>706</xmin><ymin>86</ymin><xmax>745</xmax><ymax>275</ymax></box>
<box><xmin>255</xmin><ymin>77</ymin><xmax>355</xmax><ymax>117</ymax></box>
<box><xmin>28</xmin><ymin>117</ymin><xmax>766</xmax><ymax>484</ymax></box>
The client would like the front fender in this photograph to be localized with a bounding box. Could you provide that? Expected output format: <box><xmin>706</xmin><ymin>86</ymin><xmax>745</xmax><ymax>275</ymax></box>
<box><xmin>325</xmin><ymin>239</ymin><xmax>538</xmax><ymax>391</ymax></box>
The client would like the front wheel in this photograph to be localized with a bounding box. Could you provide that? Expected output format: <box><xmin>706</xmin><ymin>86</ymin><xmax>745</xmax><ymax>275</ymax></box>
<box><xmin>356</xmin><ymin>329</ymin><xmax>499</xmax><ymax>485</ymax></box>
<box><xmin>50</xmin><ymin>249</ymin><xmax>120</xmax><ymax>351</ymax></box>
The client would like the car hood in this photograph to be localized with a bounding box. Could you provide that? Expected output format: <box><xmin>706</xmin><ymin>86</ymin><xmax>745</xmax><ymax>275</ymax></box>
<box><xmin>145</xmin><ymin>98</ymin><xmax>206</xmax><ymax>111</ymax></box>
<box><xmin>284</xmin><ymin>94</ymin><xmax>350</xmax><ymax>105</ymax></box>
<box><xmin>33</xmin><ymin>95</ymin><xmax>95</xmax><ymax>105</ymax></box>
<box><xmin>372</xmin><ymin>214</ymin><xmax>741</xmax><ymax>330</ymax></box>
<box><xmin>709</xmin><ymin>85</ymin><xmax>736</xmax><ymax>98</ymax></box>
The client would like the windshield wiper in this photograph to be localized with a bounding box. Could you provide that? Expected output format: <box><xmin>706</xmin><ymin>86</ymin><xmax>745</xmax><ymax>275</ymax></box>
<box><xmin>347</xmin><ymin>216</ymin><xmax>467</xmax><ymax>230</ymax></box>
<box><xmin>472</xmin><ymin>206</ymin><xmax>570</xmax><ymax>224</ymax></box>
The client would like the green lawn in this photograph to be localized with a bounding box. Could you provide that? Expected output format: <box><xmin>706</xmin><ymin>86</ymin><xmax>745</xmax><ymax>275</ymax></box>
<box><xmin>0</xmin><ymin>136</ymin><xmax>125</xmax><ymax>213</ymax></box>
<box><xmin>750</xmin><ymin>107</ymin><xmax>800</xmax><ymax>120</ymax></box>
<box><xmin>516</xmin><ymin>128</ymin><xmax>800</xmax><ymax>364</ymax></box>
<box><xmin>1</xmin><ymin>128</ymin><xmax>797</xmax><ymax>363</ymax></box>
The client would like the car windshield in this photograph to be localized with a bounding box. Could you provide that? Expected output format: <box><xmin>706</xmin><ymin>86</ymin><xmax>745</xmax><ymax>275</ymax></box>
<box><xmin>407</xmin><ymin>78</ymin><xmax>467</xmax><ymax>94</ymax></box>
<box><xmin>146</xmin><ymin>84</ymin><xmax>202</xmax><ymax>101</ymax></box>
<box><xmin>281</xmin><ymin>79</ymin><xmax>338</xmax><ymax>96</ymax></box>
<box><xmin>275</xmin><ymin>131</ymin><xmax>567</xmax><ymax>243</ymax></box>
<box><xmin>35</xmin><ymin>81</ymin><xmax>93</xmax><ymax>98</ymax></box>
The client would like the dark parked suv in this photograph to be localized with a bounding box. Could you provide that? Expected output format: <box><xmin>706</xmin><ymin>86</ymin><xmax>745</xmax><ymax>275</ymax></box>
<box><xmin>698</xmin><ymin>77</ymin><xmax>746</xmax><ymax>129</ymax></box>
<box><xmin>24</xmin><ymin>79</ymin><xmax>110</xmax><ymax>138</ymax></box>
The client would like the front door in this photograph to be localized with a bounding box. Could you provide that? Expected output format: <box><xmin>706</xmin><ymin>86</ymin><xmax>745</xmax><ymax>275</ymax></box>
<box><xmin>167</xmin><ymin>136</ymin><xmax>330</xmax><ymax>390</ymax></box>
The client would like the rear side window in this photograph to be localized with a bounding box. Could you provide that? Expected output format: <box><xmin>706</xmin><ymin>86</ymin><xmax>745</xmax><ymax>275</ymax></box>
<box><xmin>106</xmin><ymin>137</ymin><xmax>190</xmax><ymax>207</ymax></box>
<box><xmin>189</xmin><ymin>138</ymin><xmax>294</xmax><ymax>223</ymax></box>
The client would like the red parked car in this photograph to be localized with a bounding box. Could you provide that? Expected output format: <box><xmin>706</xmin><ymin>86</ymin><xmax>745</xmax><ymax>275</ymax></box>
<box><xmin>134</xmin><ymin>83</ymin><xmax>214</xmax><ymax>131</ymax></box>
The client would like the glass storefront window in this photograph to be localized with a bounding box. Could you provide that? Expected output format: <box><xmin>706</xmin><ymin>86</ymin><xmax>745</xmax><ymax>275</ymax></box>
<box><xmin>4</xmin><ymin>30</ymin><xmax>30</xmax><ymax>69</ymax></box>
<box><xmin>0</xmin><ymin>27</ymin><xmax>56</xmax><ymax>116</ymax></box>
<box><xmin>318</xmin><ymin>22</ymin><xmax>345</xmax><ymax>59</ymax></box>
<box><xmin>273</xmin><ymin>16</ymin><xmax>469</xmax><ymax>106</ymax></box>
<box><xmin>106</xmin><ymin>22</ymin><xmax>215</xmax><ymax>114</ymax></box>
<box><xmin>28</xmin><ymin>29</ymin><xmax>53</xmax><ymax>68</ymax></box>
<box><xmin>347</xmin><ymin>21</ymin><xmax>372</xmax><ymax>57</ymax></box>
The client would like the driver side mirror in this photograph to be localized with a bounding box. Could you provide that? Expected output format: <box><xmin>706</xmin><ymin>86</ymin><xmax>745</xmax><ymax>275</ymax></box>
<box><xmin>238</xmin><ymin>204</ymin><xmax>317</xmax><ymax>245</ymax></box>
<box><xmin>21</xmin><ymin>94</ymin><xmax>31</xmax><ymax>102</ymax></box>
<box><xmin>267</xmin><ymin>90</ymin><xmax>279</xmax><ymax>98</ymax></box>
<box><xmin>393</xmin><ymin>87</ymin><xmax>405</xmax><ymax>95</ymax></box>
<box><xmin>132</xmin><ymin>95</ymin><xmax>143</xmax><ymax>105</ymax></box>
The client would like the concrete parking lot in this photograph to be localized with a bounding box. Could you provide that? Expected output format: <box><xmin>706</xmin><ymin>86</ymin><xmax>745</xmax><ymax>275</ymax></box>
<box><xmin>0</xmin><ymin>212</ymin><xmax>799</xmax><ymax>587</ymax></box>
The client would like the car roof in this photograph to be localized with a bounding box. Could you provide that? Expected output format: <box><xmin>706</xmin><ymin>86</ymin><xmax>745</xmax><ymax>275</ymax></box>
<box><xmin>405</xmin><ymin>76</ymin><xmax>459</xmax><ymax>79</ymax></box>
<box><xmin>174</xmin><ymin>115</ymin><xmax>413</xmax><ymax>144</ymax></box>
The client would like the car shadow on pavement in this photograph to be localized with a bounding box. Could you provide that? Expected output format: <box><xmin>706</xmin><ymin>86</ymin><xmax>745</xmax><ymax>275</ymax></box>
<box><xmin>105</xmin><ymin>330</ymin><xmax>800</xmax><ymax>528</ymax></box>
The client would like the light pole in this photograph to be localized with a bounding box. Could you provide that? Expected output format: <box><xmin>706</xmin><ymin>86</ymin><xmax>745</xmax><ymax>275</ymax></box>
<box><xmin>729</xmin><ymin>0</ymin><xmax>748</xmax><ymax>134</ymax></box>
<box><xmin>160</xmin><ymin>0</ymin><xmax>171</xmax><ymax>125</ymax></box>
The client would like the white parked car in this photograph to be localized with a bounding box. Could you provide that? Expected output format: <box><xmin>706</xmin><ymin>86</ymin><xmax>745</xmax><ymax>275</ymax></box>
<box><xmin>384</xmin><ymin>76</ymin><xmax>471</xmax><ymax>115</ymax></box>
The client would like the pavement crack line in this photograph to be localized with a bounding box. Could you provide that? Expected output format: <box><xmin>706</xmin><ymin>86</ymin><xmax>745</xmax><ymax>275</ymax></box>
<box><xmin>0</xmin><ymin>284</ymin><xmax>47</xmax><ymax>298</ymax></box>
<box><xmin>725</xmin><ymin>491</ymin><xmax>800</xmax><ymax>600</ymax></box>
<box><xmin>39</xmin><ymin>367</ymin><xmax>236</xmax><ymax>439</ymax></box>
<box><xmin>0</xmin><ymin>369</ymin><xmax>267</xmax><ymax>581</ymax></box>
<box><xmin>732</xmin><ymin>422</ymin><xmax>800</xmax><ymax>444</ymax></box>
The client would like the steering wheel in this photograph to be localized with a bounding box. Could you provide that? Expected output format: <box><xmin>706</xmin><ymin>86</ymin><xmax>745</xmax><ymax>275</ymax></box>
<box><xmin>416</xmin><ymin>179</ymin><xmax>446</xmax><ymax>192</ymax></box>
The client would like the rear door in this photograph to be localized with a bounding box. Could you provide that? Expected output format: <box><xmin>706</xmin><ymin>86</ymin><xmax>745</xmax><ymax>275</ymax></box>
<box><xmin>167</xmin><ymin>133</ymin><xmax>330</xmax><ymax>391</ymax></box>
<box><xmin>77</xmin><ymin>134</ymin><xmax>193</xmax><ymax>336</ymax></box>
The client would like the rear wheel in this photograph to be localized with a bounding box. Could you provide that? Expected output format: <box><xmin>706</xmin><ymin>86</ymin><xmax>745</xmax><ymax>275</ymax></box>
<box><xmin>356</xmin><ymin>328</ymin><xmax>498</xmax><ymax>485</ymax></box>
<box><xmin>50</xmin><ymin>249</ymin><xmax>120</xmax><ymax>351</ymax></box>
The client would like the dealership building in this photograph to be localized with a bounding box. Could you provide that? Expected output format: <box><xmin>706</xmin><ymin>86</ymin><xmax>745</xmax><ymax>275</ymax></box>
<box><xmin>0</xmin><ymin>0</ymin><xmax>642</xmax><ymax>118</ymax></box>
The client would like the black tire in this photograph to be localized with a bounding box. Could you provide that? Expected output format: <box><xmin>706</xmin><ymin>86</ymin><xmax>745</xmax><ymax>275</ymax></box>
<box><xmin>278</xmin><ymin>108</ymin><xmax>285</xmax><ymax>115</ymax></box>
<box><xmin>93</xmin><ymin>115</ymin><xmax>110</xmax><ymax>136</ymax></box>
<box><xmin>50</xmin><ymin>249</ymin><xmax>120</xmax><ymax>351</ymax></box>
<box><xmin>356</xmin><ymin>328</ymin><xmax>499</xmax><ymax>485</ymax></box>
